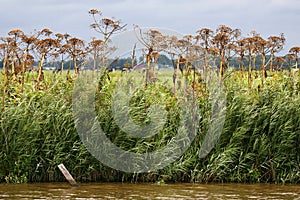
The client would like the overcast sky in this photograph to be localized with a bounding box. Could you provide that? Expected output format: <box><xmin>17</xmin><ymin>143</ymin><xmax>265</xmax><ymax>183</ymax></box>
<box><xmin>1</xmin><ymin>0</ymin><xmax>300</xmax><ymax>54</ymax></box>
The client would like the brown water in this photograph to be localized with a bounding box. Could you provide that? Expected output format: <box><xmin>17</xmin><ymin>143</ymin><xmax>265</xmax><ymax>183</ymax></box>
<box><xmin>0</xmin><ymin>183</ymin><xmax>299</xmax><ymax>199</ymax></box>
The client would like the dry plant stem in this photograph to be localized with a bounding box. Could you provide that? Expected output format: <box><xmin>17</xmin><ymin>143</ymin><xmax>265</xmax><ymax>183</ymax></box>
<box><xmin>2</xmin><ymin>66</ymin><xmax>7</xmax><ymax>112</ymax></box>
<box><xmin>60</xmin><ymin>55</ymin><xmax>64</xmax><ymax>74</ymax></box>
<box><xmin>21</xmin><ymin>50</ymin><xmax>27</xmax><ymax>92</ymax></box>
<box><xmin>145</xmin><ymin>49</ymin><xmax>152</xmax><ymax>86</ymax></box>
<box><xmin>73</xmin><ymin>57</ymin><xmax>78</xmax><ymax>75</ymax></box>
<box><xmin>37</xmin><ymin>54</ymin><xmax>45</xmax><ymax>85</ymax></box>
<box><xmin>93</xmin><ymin>51</ymin><xmax>97</xmax><ymax>71</ymax></box>
<box><xmin>248</xmin><ymin>62</ymin><xmax>252</xmax><ymax>89</ymax></box>
<box><xmin>131</xmin><ymin>44</ymin><xmax>136</xmax><ymax>70</ymax></box>
<box><xmin>219</xmin><ymin>52</ymin><xmax>224</xmax><ymax>81</ymax></box>
<box><xmin>173</xmin><ymin>58</ymin><xmax>180</xmax><ymax>96</ymax></box>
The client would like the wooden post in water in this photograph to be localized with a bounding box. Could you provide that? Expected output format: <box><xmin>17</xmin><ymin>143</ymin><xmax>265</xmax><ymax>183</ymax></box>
<box><xmin>58</xmin><ymin>163</ymin><xmax>78</xmax><ymax>186</ymax></box>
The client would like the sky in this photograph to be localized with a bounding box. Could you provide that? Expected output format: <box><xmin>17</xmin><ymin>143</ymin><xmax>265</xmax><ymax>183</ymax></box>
<box><xmin>1</xmin><ymin>0</ymin><xmax>300</xmax><ymax>55</ymax></box>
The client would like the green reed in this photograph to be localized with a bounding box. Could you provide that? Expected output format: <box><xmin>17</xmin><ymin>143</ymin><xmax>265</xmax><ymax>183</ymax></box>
<box><xmin>0</xmin><ymin>70</ymin><xmax>299</xmax><ymax>184</ymax></box>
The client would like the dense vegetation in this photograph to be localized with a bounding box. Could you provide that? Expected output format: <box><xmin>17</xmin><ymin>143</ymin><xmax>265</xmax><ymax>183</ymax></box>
<box><xmin>0</xmin><ymin>8</ymin><xmax>299</xmax><ymax>184</ymax></box>
<box><xmin>0</xmin><ymin>69</ymin><xmax>299</xmax><ymax>184</ymax></box>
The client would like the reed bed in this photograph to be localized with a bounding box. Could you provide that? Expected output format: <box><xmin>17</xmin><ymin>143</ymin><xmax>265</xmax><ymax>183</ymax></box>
<box><xmin>0</xmin><ymin>70</ymin><xmax>299</xmax><ymax>184</ymax></box>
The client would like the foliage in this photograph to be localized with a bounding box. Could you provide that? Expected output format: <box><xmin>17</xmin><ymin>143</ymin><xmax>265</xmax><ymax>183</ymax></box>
<box><xmin>0</xmin><ymin>70</ymin><xmax>299</xmax><ymax>184</ymax></box>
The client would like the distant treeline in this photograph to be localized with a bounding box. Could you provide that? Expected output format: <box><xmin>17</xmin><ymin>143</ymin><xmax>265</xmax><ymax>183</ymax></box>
<box><xmin>0</xmin><ymin>54</ymin><xmax>294</xmax><ymax>71</ymax></box>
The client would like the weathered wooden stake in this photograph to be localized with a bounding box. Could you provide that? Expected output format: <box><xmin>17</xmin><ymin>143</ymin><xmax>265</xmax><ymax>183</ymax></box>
<box><xmin>58</xmin><ymin>163</ymin><xmax>78</xmax><ymax>186</ymax></box>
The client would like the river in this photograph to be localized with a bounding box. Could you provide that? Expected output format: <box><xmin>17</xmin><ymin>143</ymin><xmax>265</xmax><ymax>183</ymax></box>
<box><xmin>0</xmin><ymin>183</ymin><xmax>299</xmax><ymax>199</ymax></box>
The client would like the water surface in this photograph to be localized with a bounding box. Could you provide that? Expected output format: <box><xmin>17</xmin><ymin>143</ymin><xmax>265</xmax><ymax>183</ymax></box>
<box><xmin>0</xmin><ymin>183</ymin><xmax>299</xmax><ymax>199</ymax></box>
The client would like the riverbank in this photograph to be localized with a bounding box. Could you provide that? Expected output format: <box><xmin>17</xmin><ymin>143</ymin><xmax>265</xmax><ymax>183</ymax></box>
<box><xmin>0</xmin><ymin>70</ymin><xmax>299</xmax><ymax>184</ymax></box>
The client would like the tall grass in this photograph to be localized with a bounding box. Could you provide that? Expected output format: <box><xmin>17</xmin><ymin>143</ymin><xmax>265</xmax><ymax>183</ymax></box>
<box><xmin>0</xmin><ymin>70</ymin><xmax>299</xmax><ymax>184</ymax></box>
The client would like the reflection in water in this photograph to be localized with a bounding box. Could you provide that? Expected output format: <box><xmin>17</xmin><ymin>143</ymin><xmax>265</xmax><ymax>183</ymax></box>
<box><xmin>0</xmin><ymin>183</ymin><xmax>299</xmax><ymax>199</ymax></box>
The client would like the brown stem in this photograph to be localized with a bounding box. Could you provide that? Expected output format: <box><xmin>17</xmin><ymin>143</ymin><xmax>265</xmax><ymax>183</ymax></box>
<box><xmin>37</xmin><ymin>54</ymin><xmax>45</xmax><ymax>86</ymax></box>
